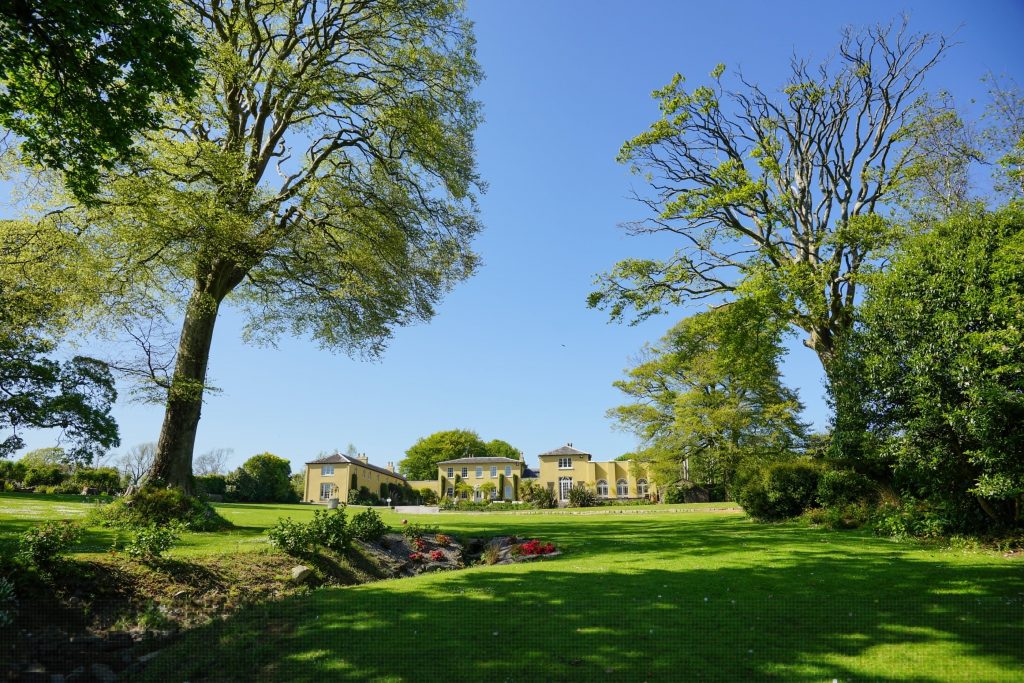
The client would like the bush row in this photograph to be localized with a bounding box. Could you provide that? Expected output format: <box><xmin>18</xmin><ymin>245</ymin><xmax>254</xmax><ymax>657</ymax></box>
<box><xmin>267</xmin><ymin>506</ymin><xmax>388</xmax><ymax>559</ymax></box>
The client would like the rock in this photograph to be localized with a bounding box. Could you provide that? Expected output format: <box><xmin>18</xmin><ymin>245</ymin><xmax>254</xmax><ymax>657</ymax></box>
<box><xmin>173</xmin><ymin>589</ymin><xmax>190</xmax><ymax>601</ymax></box>
<box><xmin>80</xmin><ymin>487</ymin><xmax>99</xmax><ymax>496</ymax></box>
<box><xmin>137</xmin><ymin>650</ymin><xmax>162</xmax><ymax>664</ymax></box>
<box><xmin>90</xmin><ymin>662</ymin><xmax>118</xmax><ymax>683</ymax></box>
<box><xmin>103</xmin><ymin>632</ymin><xmax>134</xmax><ymax>651</ymax></box>
<box><xmin>290</xmin><ymin>565</ymin><xmax>313</xmax><ymax>584</ymax></box>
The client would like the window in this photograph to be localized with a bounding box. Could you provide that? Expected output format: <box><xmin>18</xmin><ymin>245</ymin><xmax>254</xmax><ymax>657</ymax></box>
<box><xmin>596</xmin><ymin>480</ymin><xmax>609</xmax><ymax>497</ymax></box>
<box><xmin>322</xmin><ymin>465</ymin><xmax>334</xmax><ymax>476</ymax></box>
<box><xmin>637</xmin><ymin>479</ymin><xmax>649</xmax><ymax>497</ymax></box>
<box><xmin>474</xmin><ymin>486</ymin><xmax>482</xmax><ymax>501</ymax></box>
<box><xmin>558</xmin><ymin>477</ymin><xmax>573</xmax><ymax>500</ymax></box>
<box><xmin>504</xmin><ymin>484</ymin><xmax>513</xmax><ymax>499</ymax></box>
<box><xmin>475</xmin><ymin>467</ymin><xmax>483</xmax><ymax>478</ymax></box>
<box><xmin>447</xmin><ymin>467</ymin><xmax>454</xmax><ymax>478</ymax></box>
<box><xmin>558</xmin><ymin>457</ymin><xmax>572</xmax><ymax>469</ymax></box>
<box><xmin>446</xmin><ymin>486</ymin><xmax>454</xmax><ymax>498</ymax></box>
<box><xmin>490</xmin><ymin>466</ymin><xmax>497</xmax><ymax>477</ymax></box>
<box><xmin>505</xmin><ymin>466</ymin><xmax>512</xmax><ymax>476</ymax></box>
<box><xmin>319</xmin><ymin>483</ymin><xmax>333</xmax><ymax>500</ymax></box>
<box><xmin>461</xmin><ymin>467</ymin><xmax>468</xmax><ymax>477</ymax></box>
<box><xmin>616</xmin><ymin>479</ymin><xmax>629</xmax><ymax>497</ymax></box>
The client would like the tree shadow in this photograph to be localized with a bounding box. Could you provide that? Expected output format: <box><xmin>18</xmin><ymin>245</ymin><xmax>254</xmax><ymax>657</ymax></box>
<box><xmin>135</xmin><ymin>516</ymin><xmax>1024</xmax><ymax>682</ymax></box>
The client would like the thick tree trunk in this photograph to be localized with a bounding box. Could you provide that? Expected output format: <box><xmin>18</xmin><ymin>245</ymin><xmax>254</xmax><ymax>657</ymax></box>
<box><xmin>149</xmin><ymin>260</ymin><xmax>245</xmax><ymax>494</ymax></box>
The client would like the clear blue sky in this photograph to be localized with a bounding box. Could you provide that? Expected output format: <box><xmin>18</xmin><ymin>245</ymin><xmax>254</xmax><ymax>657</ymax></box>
<box><xmin>12</xmin><ymin>0</ymin><xmax>1024</xmax><ymax>473</ymax></box>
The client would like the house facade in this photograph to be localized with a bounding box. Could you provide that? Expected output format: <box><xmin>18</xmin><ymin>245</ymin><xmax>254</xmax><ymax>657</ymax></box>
<box><xmin>537</xmin><ymin>444</ymin><xmax>654</xmax><ymax>503</ymax></box>
<box><xmin>436</xmin><ymin>456</ymin><xmax>528</xmax><ymax>501</ymax></box>
<box><xmin>303</xmin><ymin>453</ymin><xmax>408</xmax><ymax>504</ymax></box>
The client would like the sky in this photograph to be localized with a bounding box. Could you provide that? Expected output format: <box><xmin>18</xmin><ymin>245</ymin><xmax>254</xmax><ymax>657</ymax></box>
<box><xmin>11</xmin><ymin>0</ymin><xmax>1024</xmax><ymax>474</ymax></box>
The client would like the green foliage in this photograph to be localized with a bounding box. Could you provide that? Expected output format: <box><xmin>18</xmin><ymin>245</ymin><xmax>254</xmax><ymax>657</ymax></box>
<box><xmin>736</xmin><ymin>461</ymin><xmax>821</xmax><ymax>522</ymax></box>
<box><xmin>399</xmin><ymin>430</ymin><xmax>488</xmax><ymax>480</ymax></box>
<box><xmin>0</xmin><ymin>0</ymin><xmax>200</xmax><ymax>198</ymax></box>
<box><xmin>308</xmin><ymin>509</ymin><xmax>349</xmax><ymax>553</ymax></box>
<box><xmin>98</xmin><ymin>487</ymin><xmax>230</xmax><ymax>531</ymax></box>
<box><xmin>71</xmin><ymin>467</ymin><xmax>122</xmax><ymax>494</ymax></box>
<box><xmin>289</xmin><ymin>472</ymin><xmax>305</xmax><ymax>501</ymax></box>
<box><xmin>518</xmin><ymin>481</ymin><xmax>556</xmax><ymax>509</ymax></box>
<box><xmin>22</xmin><ymin>464</ymin><xmax>65</xmax><ymax>488</ymax></box>
<box><xmin>830</xmin><ymin>206</ymin><xmax>1024</xmax><ymax>528</ymax></box>
<box><xmin>400</xmin><ymin>522</ymin><xmax>439</xmax><ymax>540</ymax></box>
<box><xmin>484</xmin><ymin>439</ymin><xmax>521</xmax><ymax>460</ymax></box>
<box><xmin>267</xmin><ymin>518</ymin><xmax>317</xmax><ymax>558</ymax></box>
<box><xmin>124</xmin><ymin>523</ymin><xmax>183</xmax><ymax>561</ymax></box>
<box><xmin>567</xmin><ymin>483</ymin><xmax>597</xmax><ymax>508</ymax></box>
<box><xmin>349</xmin><ymin>508</ymin><xmax>388</xmax><ymax>543</ymax></box>
<box><xmin>816</xmin><ymin>470</ymin><xmax>877</xmax><ymax>508</ymax></box>
<box><xmin>610</xmin><ymin>298</ymin><xmax>807</xmax><ymax>493</ymax></box>
<box><xmin>195</xmin><ymin>474</ymin><xmax>227</xmax><ymax>496</ymax></box>
<box><xmin>18</xmin><ymin>520</ymin><xmax>82</xmax><ymax>566</ymax></box>
<box><xmin>806</xmin><ymin>502</ymin><xmax>874</xmax><ymax>530</ymax></box>
<box><xmin>226</xmin><ymin>453</ymin><xmax>297</xmax><ymax>503</ymax></box>
<box><xmin>0</xmin><ymin>576</ymin><xmax>16</xmax><ymax>628</ymax></box>
<box><xmin>869</xmin><ymin>501</ymin><xmax>955</xmax><ymax>540</ymax></box>
<box><xmin>418</xmin><ymin>487</ymin><xmax>439</xmax><ymax>505</ymax></box>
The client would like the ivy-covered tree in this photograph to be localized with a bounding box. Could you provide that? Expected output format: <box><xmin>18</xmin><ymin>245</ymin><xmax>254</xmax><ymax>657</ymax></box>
<box><xmin>610</xmin><ymin>295</ymin><xmax>807</xmax><ymax>493</ymax></box>
<box><xmin>0</xmin><ymin>0</ymin><xmax>200</xmax><ymax>198</ymax></box>
<box><xmin>830</xmin><ymin>205</ymin><xmax>1024</xmax><ymax>528</ymax></box>
<box><xmin>49</xmin><ymin>0</ymin><xmax>483</xmax><ymax>494</ymax></box>
<box><xmin>590</xmin><ymin>19</ymin><xmax>951</xmax><ymax>381</ymax></box>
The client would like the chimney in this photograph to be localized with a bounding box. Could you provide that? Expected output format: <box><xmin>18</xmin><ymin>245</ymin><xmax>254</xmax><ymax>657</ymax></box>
<box><xmin>386</xmin><ymin>461</ymin><xmax>395</xmax><ymax>472</ymax></box>
<box><xmin>357</xmin><ymin>453</ymin><xmax>369</xmax><ymax>464</ymax></box>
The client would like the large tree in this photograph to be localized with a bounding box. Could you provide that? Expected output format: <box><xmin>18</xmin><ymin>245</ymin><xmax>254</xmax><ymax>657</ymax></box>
<box><xmin>589</xmin><ymin>19</ymin><xmax>951</xmax><ymax>380</ymax></box>
<box><xmin>830</xmin><ymin>205</ymin><xmax>1024</xmax><ymax>528</ymax></box>
<box><xmin>0</xmin><ymin>0</ymin><xmax>200</xmax><ymax>198</ymax></box>
<box><xmin>399</xmin><ymin>428</ymin><xmax>488</xmax><ymax>480</ymax></box>
<box><xmin>610</xmin><ymin>295</ymin><xmax>806</xmax><ymax>492</ymax></box>
<box><xmin>54</xmin><ymin>0</ymin><xmax>483</xmax><ymax>494</ymax></box>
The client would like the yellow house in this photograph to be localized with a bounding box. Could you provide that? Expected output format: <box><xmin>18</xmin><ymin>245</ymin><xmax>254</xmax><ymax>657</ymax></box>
<box><xmin>537</xmin><ymin>444</ymin><xmax>654</xmax><ymax>503</ymax></box>
<box><xmin>436</xmin><ymin>457</ymin><xmax>527</xmax><ymax>501</ymax></box>
<box><xmin>303</xmin><ymin>453</ymin><xmax>407</xmax><ymax>504</ymax></box>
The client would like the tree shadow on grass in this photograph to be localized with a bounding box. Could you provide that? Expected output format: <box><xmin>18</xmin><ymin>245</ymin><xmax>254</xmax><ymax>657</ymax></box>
<box><xmin>135</xmin><ymin>516</ymin><xmax>1024</xmax><ymax>682</ymax></box>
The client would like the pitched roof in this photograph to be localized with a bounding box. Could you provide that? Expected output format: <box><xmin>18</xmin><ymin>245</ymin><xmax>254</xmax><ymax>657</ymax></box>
<box><xmin>437</xmin><ymin>456</ymin><xmax>523</xmax><ymax>465</ymax></box>
<box><xmin>539</xmin><ymin>444</ymin><xmax>591</xmax><ymax>457</ymax></box>
<box><xmin>305</xmin><ymin>453</ymin><xmax>407</xmax><ymax>481</ymax></box>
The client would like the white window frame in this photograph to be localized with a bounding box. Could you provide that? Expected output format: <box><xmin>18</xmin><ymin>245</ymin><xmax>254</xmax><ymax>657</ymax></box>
<box><xmin>475</xmin><ymin>466</ymin><xmax>483</xmax><ymax>478</ymax></box>
<box><xmin>319</xmin><ymin>483</ymin><xmax>333</xmax><ymax>500</ymax></box>
<box><xmin>461</xmin><ymin>467</ymin><xmax>468</xmax><ymax>477</ymax></box>
<box><xmin>322</xmin><ymin>465</ymin><xmax>334</xmax><ymax>476</ymax></box>
<box><xmin>505</xmin><ymin>466</ymin><xmax>512</xmax><ymax>476</ymax></box>
<box><xmin>490</xmin><ymin>466</ymin><xmax>497</xmax><ymax>477</ymax></box>
<box><xmin>558</xmin><ymin>457</ymin><xmax>572</xmax><ymax>469</ymax></box>
<box><xmin>558</xmin><ymin>476</ymin><xmax>573</xmax><ymax>500</ymax></box>
<box><xmin>596</xmin><ymin>480</ymin><xmax>608</xmax><ymax>497</ymax></box>
<box><xmin>446</xmin><ymin>486</ymin><xmax>454</xmax><ymax>498</ymax></box>
<box><xmin>616</xmin><ymin>479</ymin><xmax>629</xmax><ymax>497</ymax></box>
<box><xmin>447</xmin><ymin>467</ymin><xmax>454</xmax><ymax>478</ymax></box>
<box><xmin>637</xmin><ymin>479</ymin><xmax>649</xmax><ymax>497</ymax></box>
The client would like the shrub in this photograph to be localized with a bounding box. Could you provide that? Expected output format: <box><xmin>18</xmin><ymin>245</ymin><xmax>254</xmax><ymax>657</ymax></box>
<box><xmin>736</xmin><ymin>460</ymin><xmax>821</xmax><ymax>521</ymax></box>
<box><xmin>663</xmin><ymin>485</ymin><xmax>687</xmax><ymax>504</ymax></box>
<box><xmin>195</xmin><ymin>474</ymin><xmax>227</xmax><ymax>496</ymax></box>
<box><xmin>267</xmin><ymin>518</ymin><xmax>317</xmax><ymax>557</ymax></box>
<box><xmin>23</xmin><ymin>464</ymin><xmax>66</xmax><ymax>488</ymax></box>
<box><xmin>97</xmin><ymin>487</ymin><xmax>231</xmax><ymax>531</ymax></box>
<box><xmin>482</xmin><ymin>541</ymin><xmax>501</xmax><ymax>565</ymax></box>
<box><xmin>349</xmin><ymin>508</ymin><xmax>388</xmax><ymax>542</ymax></box>
<box><xmin>226</xmin><ymin>453</ymin><xmax>298</xmax><ymax>503</ymax></box>
<box><xmin>19</xmin><ymin>520</ymin><xmax>82</xmax><ymax>566</ymax></box>
<box><xmin>816</xmin><ymin>470</ymin><xmax>877</xmax><ymax>508</ymax></box>
<box><xmin>428</xmin><ymin>549</ymin><xmax>444</xmax><ymax>562</ymax></box>
<box><xmin>401</xmin><ymin>522</ymin><xmax>439</xmax><ymax>540</ymax></box>
<box><xmin>511</xmin><ymin>539</ymin><xmax>556</xmax><ymax>556</ymax></box>
<box><xmin>0</xmin><ymin>461</ymin><xmax>27</xmax><ymax>488</ymax></box>
<box><xmin>124</xmin><ymin>523</ymin><xmax>182</xmax><ymax>561</ymax></box>
<box><xmin>418</xmin><ymin>488</ymin><xmax>439</xmax><ymax>505</ymax></box>
<box><xmin>519</xmin><ymin>481</ymin><xmax>556</xmax><ymax>509</ymax></box>
<box><xmin>567</xmin><ymin>483</ymin><xmax>597</xmax><ymax>508</ymax></box>
<box><xmin>869</xmin><ymin>500</ymin><xmax>954</xmax><ymax>539</ymax></box>
<box><xmin>435</xmin><ymin>533</ymin><xmax>451</xmax><ymax>546</ymax></box>
<box><xmin>72</xmin><ymin>467</ymin><xmax>122</xmax><ymax>494</ymax></box>
<box><xmin>347</xmin><ymin>489</ymin><xmax>361</xmax><ymax>504</ymax></box>
<box><xmin>0</xmin><ymin>577</ymin><xmax>17</xmax><ymax>628</ymax></box>
<box><xmin>309</xmin><ymin>508</ymin><xmax>349</xmax><ymax>552</ymax></box>
<box><xmin>806</xmin><ymin>502</ymin><xmax>873</xmax><ymax>530</ymax></box>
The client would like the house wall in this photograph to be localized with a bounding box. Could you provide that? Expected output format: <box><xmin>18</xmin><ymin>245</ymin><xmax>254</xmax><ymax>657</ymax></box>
<box><xmin>304</xmin><ymin>462</ymin><xmax>407</xmax><ymax>503</ymax></box>
<box><xmin>537</xmin><ymin>455</ymin><xmax>656</xmax><ymax>501</ymax></box>
<box><xmin>436</xmin><ymin>462</ymin><xmax>524</xmax><ymax>500</ymax></box>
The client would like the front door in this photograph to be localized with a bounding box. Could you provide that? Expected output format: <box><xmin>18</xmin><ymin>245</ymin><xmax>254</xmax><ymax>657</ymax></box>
<box><xmin>320</xmin><ymin>483</ymin><xmax>332</xmax><ymax>500</ymax></box>
<box><xmin>559</xmin><ymin>477</ymin><xmax>573</xmax><ymax>501</ymax></box>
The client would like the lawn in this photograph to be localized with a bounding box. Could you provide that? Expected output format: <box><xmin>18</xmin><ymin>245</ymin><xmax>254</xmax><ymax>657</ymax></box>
<box><xmin>3</xmin><ymin>493</ymin><xmax>1022</xmax><ymax>682</ymax></box>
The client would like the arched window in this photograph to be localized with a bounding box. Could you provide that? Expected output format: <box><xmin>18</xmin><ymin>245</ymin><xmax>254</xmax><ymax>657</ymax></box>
<box><xmin>616</xmin><ymin>479</ymin><xmax>628</xmax><ymax>497</ymax></box>
<box><xmin>596</xmin><ymin>480</ymin><xmax>609</xmax><ymax>497</ymax></box>
<box><xmin>637</xmin><ymin>479</ymin><xmax>649</xmax><ymax>497</ymax></box>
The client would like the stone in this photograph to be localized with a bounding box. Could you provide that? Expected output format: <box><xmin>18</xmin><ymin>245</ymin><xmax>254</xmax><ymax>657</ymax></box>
<box><xmin>103</xmin><ymin>632</ymin><xmax>134</xmax><ymax>651</ymax></box>
<box><xmin>137</xmin><ymin>650</ymin><xmax>162</xmax><ymax>664</ymax></box>
<box><xmin>290</xmin><ymin>565</ymin><xmax>313</xmax><ymax>584</ymax></box>
<box><xmin>173</xmin><ymin>589</ymin><xmax>189</xmax><ymax>601</ymax></box>
<box><xmin>90</xmin><ymin>663</ymin><xmax>118</xmax><ymax>683</ymax></box>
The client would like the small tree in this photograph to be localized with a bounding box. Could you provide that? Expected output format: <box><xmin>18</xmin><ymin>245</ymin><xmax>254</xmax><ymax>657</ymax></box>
<box><xmin>116</xmin><ymin>443</ymin><xmax>155</xmax><ymax>490</ymax></box>
<box><xmin>479</xmin><ymin>481</ymin><xmax>496</xmax><ymax>500</ymax></box>
<box><xmin>226</xmin><ymin>453</ymin><xmax>296</xmax><ymax>503</ymax></box>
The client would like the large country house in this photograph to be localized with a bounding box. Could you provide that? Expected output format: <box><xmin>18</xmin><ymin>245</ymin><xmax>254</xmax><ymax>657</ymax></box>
<box><xmin>303</xmin><ymin>443</ymin><xmax>655</xmax><ymax>505</ymax></box>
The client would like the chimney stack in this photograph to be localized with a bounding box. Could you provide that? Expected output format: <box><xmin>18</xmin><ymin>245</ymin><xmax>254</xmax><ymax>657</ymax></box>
<box><xmin>386</xmin><ymin>461</ymin><xmax>395</xmax><ymax>472</ymax></box>
<box><xmin>357</xmin><ymin>453</ymin><xmax>369</xmax><ymax>464</ymax></box>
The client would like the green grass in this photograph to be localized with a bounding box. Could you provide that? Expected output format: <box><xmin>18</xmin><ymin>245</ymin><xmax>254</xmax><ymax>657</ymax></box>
<box><xmin>3</xmin><ymin>493</ymin><xmax>1021</xmax><ymax>681</ymax></box>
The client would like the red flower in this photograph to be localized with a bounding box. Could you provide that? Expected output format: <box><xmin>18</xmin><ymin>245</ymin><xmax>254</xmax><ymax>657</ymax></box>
<box><xmin>409</xmin><ymin>552</ymin><xmax>423</xmax><ymax>561</ymax></box>
<box><xmin>429</xmin><ymin>550</ymin><xmax>444</xmax><ymax>561</ymax></box>
<box><xmin>413</xmin><ymin>538</ymin><xmax>427</xmax><ymax>551</ymax></box>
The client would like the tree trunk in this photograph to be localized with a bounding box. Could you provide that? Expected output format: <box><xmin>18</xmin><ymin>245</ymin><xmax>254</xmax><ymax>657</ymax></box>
<box><xmin>149</xmin><ymin>260</ymin><xmax>245</xmax><ymax>494</ymax></box>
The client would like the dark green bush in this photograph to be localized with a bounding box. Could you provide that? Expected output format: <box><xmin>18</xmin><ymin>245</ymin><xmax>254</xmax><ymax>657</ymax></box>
<box><xmin>518</xmin><ymin>481</ymin><xmax>556</xmax><ymax>509</ymax></box>
<box><xmin>124</xmin><ymin>523</ymin><xmax>182</xmax><ymax>561</ymax></box>
<box><xmin>418</xmin><ymin>487</ymin><xmax>439</xmax><ymax>505</ymax></box>
<box><xmin>97</xmin><ymin>487</ymin><xmax>231</xmax><ymax>531</ymax></box>
<box><xmin>663</xmin><ymin>485</ymin><xmax>687</xmax><ymax>504</ymax></box>
<box><xmin>806</xmin><ymin>502</ymin><xmax>873</xmax><ymax>530</ymax></box>
<box><xmin>816</xmin><ymin>470</ymin><xmax>877</xmax><ymax>508</ymax></box>
<box><xmin>267</xmin><ymin>518</ymin><xmax>317</xmax><ymax>557</ymax></box>
<box><xmin>567</xmin><ymin>483</ymin><xmax>597</xmax><ymax>508</ymax></box>
<box><xmin>347</xmin><ymin>489</ymin><xmax>360</xmax><ymax>504</ymax></box>
<box><xmin>309</xmin><ymin>508</ymin><xmax>348</xmax><ymax>552</ymax></box>
<box><xmin>72</xmin><ymin>467</ymin><xmax>122</xmax><ymax>494</ymax></box>
<box><xmin>195</xmin><ymin>474</ymin><xmax>227</xmax><ymax>496</ymax></box>
<box><xmin>23</xmin><ymin>464</ymin><xmax>65</xmax><ymax>487</ymax></box>
<box><xmin>869</xmin><ymin>500</ymin><xmax>957</xmax><ymax>539</ymax></box>
<box><xmin>225</xmin><ymin>453</ymin><xmax>298</xmax><ymax>503</ymax></box>
<box><xmin>0</xmin><ymin>576</ymin><xmax>16</xmax><ymax>628</ymax></box>
<box><xmin>350</xmin><ymin>508</ymin><xmax>388</xmax><ymax>542</ymax></box>
<box><xmin>0</xmin><ymin>461</ymin><xmax>26</xmax><ymax>488</ymax></box>
<box><xmin>19</xmin><ymin>520</ymin><xmax>82</xmax><ymax>566</ymax></box>
<box><xmin>736</xmin><ymin>460</ymin><xmax>821</xmax><ymax>521</ymax></box>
